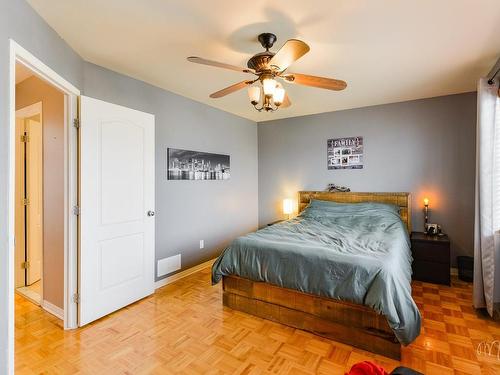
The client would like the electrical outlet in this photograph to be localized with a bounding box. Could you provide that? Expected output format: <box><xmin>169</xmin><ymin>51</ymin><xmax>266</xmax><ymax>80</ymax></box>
<box><xmin>199</xmin><ymin>240</ymin><xmax>204</xmax><ymax>249</ymax></box>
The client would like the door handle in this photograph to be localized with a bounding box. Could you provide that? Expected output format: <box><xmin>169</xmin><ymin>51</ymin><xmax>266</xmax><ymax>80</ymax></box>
<box><xmin>147</xmin><ymin>210</ymin><xmax>155</xmax><ymax>217</ymax></box>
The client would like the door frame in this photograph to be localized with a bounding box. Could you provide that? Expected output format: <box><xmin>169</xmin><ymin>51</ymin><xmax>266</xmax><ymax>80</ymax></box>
<box><xmin>6</xmin><ymin>39</ymin><xmax>80</xmax><ymax>374</ymax></box>
<box><xmin>15</xmin><ymin>102</ymin><xmax>44</xmax><ymax>294</ymax></box>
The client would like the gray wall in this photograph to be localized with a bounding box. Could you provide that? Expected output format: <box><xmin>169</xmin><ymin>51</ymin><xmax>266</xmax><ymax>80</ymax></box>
<box><xmin>0</xmin><ymin>0</ymin><xmax>479</xmax><ymax>371</ymax></box>
<box><xmin>0</xmin><ymin>1</ymin><xmax>257</xmax><ymax>370</ymax></box>
<box><xmin>258</xmin><ymin>93</ymin><xmax>477</xmax><ymax>265</ymax></box>
<box><xmin>0</xmin><ymin>0</ymin><xmax>84</xmax><ymax>370</ymax></box>
<box><xmin>82</xmin><ymin>62</ymin><xmax>258</xmax><ymax>279</ymax></box>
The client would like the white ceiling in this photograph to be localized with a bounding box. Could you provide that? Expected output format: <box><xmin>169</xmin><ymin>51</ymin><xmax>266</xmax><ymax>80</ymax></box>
<box><xmin>28</xmin><ymin>0</ymin><xmax>500</xmax><ymax>122</ymax></box>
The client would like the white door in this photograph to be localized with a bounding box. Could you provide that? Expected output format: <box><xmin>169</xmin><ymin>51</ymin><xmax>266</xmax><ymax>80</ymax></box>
<box><xmin>26</xmin><ymin>118</ymin><xmax>43</xmax><ymax>285</ymax></box>
<box><xmin>79</xmin><ymin>96</ymin><xmax>155</xmax><ymax>326</ymax></box>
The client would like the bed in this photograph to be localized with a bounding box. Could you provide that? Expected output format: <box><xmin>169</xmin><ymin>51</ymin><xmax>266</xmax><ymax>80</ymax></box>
<box><xmin>212</xmin><ymin>191</ymin><xmax>421</xmax><ymax>359</ymax></box>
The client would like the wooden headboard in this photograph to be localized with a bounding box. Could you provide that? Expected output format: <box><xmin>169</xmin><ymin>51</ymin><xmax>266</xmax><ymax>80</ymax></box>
<box><xmin>298</xmin><ymin>191</ymin><xmax>412</xmax><ymax>232</ymax></box>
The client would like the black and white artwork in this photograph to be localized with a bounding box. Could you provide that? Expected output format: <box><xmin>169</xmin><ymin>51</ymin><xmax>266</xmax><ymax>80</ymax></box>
<box><xmin>167</xmin><ymin>148</ymin><xmax>230</xmax><ymax>180</ymax></box>
<box><xmin>327</xmin><ymin>136</ymin><xmax>364</xmax><ymax>169</ymax></box>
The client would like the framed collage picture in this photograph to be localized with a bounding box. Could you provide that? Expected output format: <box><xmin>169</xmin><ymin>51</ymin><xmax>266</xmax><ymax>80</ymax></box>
<box><xmin>327</xmin><ymin>136</ymin><xmax>364</xmax><ymax>169</ymax></box>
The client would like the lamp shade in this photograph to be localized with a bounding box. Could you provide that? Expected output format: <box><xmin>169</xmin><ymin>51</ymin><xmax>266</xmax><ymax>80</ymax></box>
<box><xmin>262</xmin><ymin>78</ymin><xmax>277</xmax><ymax>97</ymax></box>
<box><xmin>273</xmin><ymin>87</ymin><xmax>285</xmax><ymax>105</ymax></box>
<box><xmin>247</xmin><ymin>86</ymin><xmax>261</xmax><ymax>104</ymax></box>
<box><xmin>423</xmin><ymin>198</ymin><xmax>429</xmax><ymax>206</ymax></box>
<box><xmin>283</xmin><ymin>198</ymin><xmax>293</xmax><ymax>215</ymax></box>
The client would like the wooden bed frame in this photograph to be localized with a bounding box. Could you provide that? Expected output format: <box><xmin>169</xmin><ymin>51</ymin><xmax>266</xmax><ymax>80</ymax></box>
<box><xmin>222</xmin><ymin>191</ymin><xmax>412</xmax><ymax>360</ymax></box>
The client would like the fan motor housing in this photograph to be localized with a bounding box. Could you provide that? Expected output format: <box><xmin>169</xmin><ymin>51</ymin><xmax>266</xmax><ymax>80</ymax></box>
<box><xmin>247</xmin><ymin>52</ymin><xmax>275</xmax><ymax>72</ymax></box>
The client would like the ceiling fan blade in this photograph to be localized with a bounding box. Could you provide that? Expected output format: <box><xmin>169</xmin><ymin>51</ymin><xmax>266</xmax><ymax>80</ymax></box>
<box><xmin>209</xmin><ymin>80</ymin><xmax>253</xmax><ymax>98</ymax></box>
<box><xmin>281</xmin><ymin>92</ymin><xmax>291</xmax><ymax>108</ymax></box>
<box><xmin>187</xmin><ymin>56</ymin><xmax>253</xmax><ymax>74</ymax></box>
<box><xmin>282</xmin><ymin>73</ymin><xmax>347</xmax><ymax>91</ymax></box>
<box><xmin>268</xmin><ymin>39</ymin><xmax>310</xmax><ymax>71</ymax></box>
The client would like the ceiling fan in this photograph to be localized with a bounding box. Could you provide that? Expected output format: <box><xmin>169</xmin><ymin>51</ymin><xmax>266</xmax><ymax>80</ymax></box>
<box><xmin>187</xmin><ymin>33</ymin><xmax>347</xmax><ymax>112</ymax></box>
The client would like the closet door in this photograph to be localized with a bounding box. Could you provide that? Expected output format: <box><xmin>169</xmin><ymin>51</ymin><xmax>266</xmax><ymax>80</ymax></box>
<box><xmin>25</xmin><ymin>118</ymin><xmax>43</xmax><ymax>285</ymax></box>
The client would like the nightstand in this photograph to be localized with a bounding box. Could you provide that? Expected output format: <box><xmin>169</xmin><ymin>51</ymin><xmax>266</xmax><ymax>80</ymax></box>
<box><xmin>410</xmin><ymin>232</ymin><xmax>450</xmax><ymax>285</ymax></box>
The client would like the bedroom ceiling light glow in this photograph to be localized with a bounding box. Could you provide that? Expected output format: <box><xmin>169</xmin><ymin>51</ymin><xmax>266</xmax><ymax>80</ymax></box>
<box><xmin>248</xmin><ymin>86</ymin><xmax>261</xmax><ymax>105</ymax></box>
<box><xmin>262</xmin><ymin>77</ymin><xmax>277</xmax><ymax>97</ymax></box>
<box><xmin>273</xmin><ymin>86</ymin><xmax>285</xmax><ymax>105</ymax></box>
<box><xmin>248</xmin><ymin>81</ymin><xmax>286</xmax><ymax>112</ymax></box>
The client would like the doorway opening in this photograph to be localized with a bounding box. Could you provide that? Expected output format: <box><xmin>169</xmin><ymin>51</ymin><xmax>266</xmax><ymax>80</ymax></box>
<box><xmin>14</xmin><ymin>62</ymin><xmax>67</xmax><ymax>319</ymax></box>
<box><xmin>4</xmin><ymin>39</ymin><xmax>80</xmax><ymax>374</ymax></box>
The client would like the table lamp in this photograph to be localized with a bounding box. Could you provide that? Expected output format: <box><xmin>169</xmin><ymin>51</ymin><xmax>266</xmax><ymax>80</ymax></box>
<box><xmin>423</xmin><ymin>198</ymin><xmax>429</xmax><ymax>229</ymax></box>
<box><xmin>283</xmin><ymin>199</ymin><xmax>293</xmax><ymax>220</ymax></box>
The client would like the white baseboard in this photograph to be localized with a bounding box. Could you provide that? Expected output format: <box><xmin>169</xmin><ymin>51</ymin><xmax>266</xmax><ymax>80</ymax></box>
<box><xmin>15</xmin><ymin>286</ymin><xmax>41</xmax><ymax>306</ymax></box>
<box><xmin>42</xmin><ymin>300</ymin><xmax>64</xmax><ymax>320</ymax></box>
<box><xmin>155</xmin><ymin>258</ymin><xmax>216</xmax><ymax>290</ymax></box>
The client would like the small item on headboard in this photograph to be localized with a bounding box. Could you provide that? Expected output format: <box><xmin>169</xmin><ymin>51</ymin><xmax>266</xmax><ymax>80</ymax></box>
<box><xmin>326</xmin><ymin>183</ymin><xmax>351</xmax><ymax>192</ymax></box>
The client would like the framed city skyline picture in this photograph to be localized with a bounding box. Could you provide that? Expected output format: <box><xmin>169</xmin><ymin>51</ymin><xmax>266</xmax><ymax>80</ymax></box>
<box><xmin>327</xmin><ymin>136</ymin><xmax>364</xmax><ymax>170</ymax></box>
<box><xmin>167</xmin><ymin>148</ymin><xmax>230</xmax><ymax>180</ymax></box>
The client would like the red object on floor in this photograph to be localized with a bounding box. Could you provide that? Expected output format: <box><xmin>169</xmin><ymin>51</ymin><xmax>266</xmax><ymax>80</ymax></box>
<box><xmin>346</xmin><ymin>361</ymin><xmax>389</xmax><ymax>375</ymax></box>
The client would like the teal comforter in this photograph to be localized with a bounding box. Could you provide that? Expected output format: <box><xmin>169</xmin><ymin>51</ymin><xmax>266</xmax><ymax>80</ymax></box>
<box><xmin>212</xmin><ymin>200</ymin><xmax>421</xmax><ymax>345</ymax></box>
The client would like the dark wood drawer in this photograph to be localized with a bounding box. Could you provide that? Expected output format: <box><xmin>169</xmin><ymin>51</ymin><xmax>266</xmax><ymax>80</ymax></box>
<box><xmin>412</xmin><ymin>241</ymin><xmax>450</xmax><ymax>263</ymax></box>
<box><xmin>412</xmin><ymin>260</ymin><xmax>450</xmax><ymax>285</ymax></box>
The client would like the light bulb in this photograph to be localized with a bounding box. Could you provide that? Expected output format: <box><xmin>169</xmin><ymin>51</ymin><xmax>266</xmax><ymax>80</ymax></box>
<box><xmin>273</xmin><ymin>87</ymin><xmax>285</xmax><ymax>106</ymax></box>
<box><xmin>247</xmin><ymin>86</ymin><xmax>261</xmax><ymax>105</ymax></box>
<box><xmin>262</xmin><ymin>78</ymin><xmax>277</xmax><ymax>97</ymax></box>
<box><xmin>423</xmin><ymin>198</ymin><xmax>429</xmax><ymax>206</ymax></box>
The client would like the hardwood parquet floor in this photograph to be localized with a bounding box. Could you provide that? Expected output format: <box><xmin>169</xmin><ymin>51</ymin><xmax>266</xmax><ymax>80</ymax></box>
<box><xmin>15</xmin><ymin>267</ymin><xmax>500</xmax><ymax>374</ymax></box>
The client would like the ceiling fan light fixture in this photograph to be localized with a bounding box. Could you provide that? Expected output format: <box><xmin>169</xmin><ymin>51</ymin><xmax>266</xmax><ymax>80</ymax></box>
<box><xmin>188</xmin><ymin>32</ymin><xmax>346</xmax><ymax>114</ymax></box>
<box><xmin>247</xmin><ymin>86</ymin><xmax>261</xmax><ymax>105</ymax></box>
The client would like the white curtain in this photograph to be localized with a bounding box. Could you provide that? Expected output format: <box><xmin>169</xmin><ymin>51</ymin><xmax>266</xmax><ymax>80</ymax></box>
<box><xmin>474</xmin><ymin>77</ymin><xmax>500</xmax><ymax>318</ymax></box>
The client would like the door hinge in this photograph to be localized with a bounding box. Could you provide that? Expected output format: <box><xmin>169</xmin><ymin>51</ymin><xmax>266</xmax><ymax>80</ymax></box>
<box><xmin>23</xmin><ymin>198</ymin><xmax>30</xmax><ymax>206</ymax></box>
<box><xmin>22</xmin><ymin>261</ymin><xmax>30</xmax><ymax>269</ymax></box>
<box><xmin>21</xmin><ymin>134</ymin><xmax>30</xmax><ymax>143</ymax></box>
<box><xmin>72</xmin><ymin>293</ymin><xmax>80</xmax><ymax>304</ymax></box>
<box><xmin>73</xmin><ymin>205</ymin><xmax>81</xmax><ymax>216</ymax></box>
<box><xmin>73</xmin><ymin>118</ymin><xmax>80</xmax><ymax>129</ymax></box>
